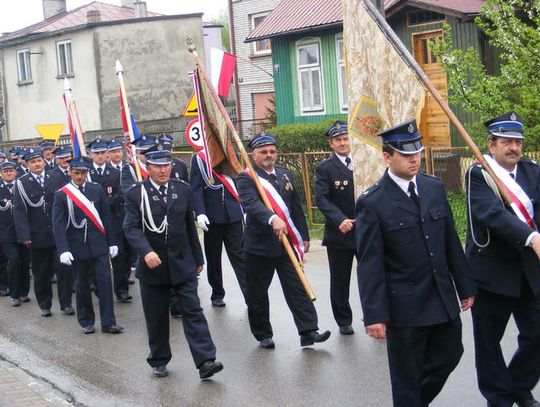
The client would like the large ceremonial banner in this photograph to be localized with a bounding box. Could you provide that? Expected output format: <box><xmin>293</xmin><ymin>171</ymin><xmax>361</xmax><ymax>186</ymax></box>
<box><xmin>343</xmin><ymin>0</ymin><xmax>425</xmax><ymax>197</ymax></box>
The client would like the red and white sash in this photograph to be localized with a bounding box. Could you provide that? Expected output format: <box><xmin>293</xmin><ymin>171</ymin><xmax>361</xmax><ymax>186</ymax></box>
<box><xmin>60</xmin><ymin>183</ymin><xmax>105</xmax><ymax>234</ymax></box>
<box><xmin>197</xmin><ymin>152</ymin><xmax>240</xmax><ymax>202</ymax></box>
<box><xmin>483</xmin><ymin>155</ymin><xmax>537</xmax><ymax>230</ymax></box>
<box><xmin>245</xmin><ymin>169</ymin><xmax>305</xmax><ymax>260</ymax></box>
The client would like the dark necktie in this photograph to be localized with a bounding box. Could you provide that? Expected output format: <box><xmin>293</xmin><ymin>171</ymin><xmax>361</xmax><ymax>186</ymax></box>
<box><xmin>509</xmin><ymin>173</ymin><xmax>515</xmax><ymax>179</ymax></box>
<box><xmin>37</xmin><ymin>175</ymin><xmax>44</xmax><ymax>187</ymax></box>
<box><xmin>6</xmin><ymin>183</ymin><xmax>13</xmax><ymax>194</ymax></box>
<box><xmin>78</xmin><ymin>185</ymin><xmax>84</xmax><ymax>194</ymax></box>
<box><xmin>270</xmin><ymin>173</ymin><xmax>278</xmax><ymax>186</ymax></box>
<box><xmin>408</xmin><ymin>181</ymin><xmax>420</xmax><ymax>209</ymax></box>
<box><xmin>159</xmin><ymin>185</ymin><xmax>167</xmax><ymax>203</ymax></box>
<box><xmin>64</xmin><ymin>170</ymin><xmax>69</xmax><ymax>177</ymax></box>
<box><xmin>345</xmin><ymin>157</ymin><xmax>352</xmax><ymax>170</ymax></box>
<box><xmin>97</xmin><ymin>167</ymin><xmax>103</xmax><ymax>176</ymax></box>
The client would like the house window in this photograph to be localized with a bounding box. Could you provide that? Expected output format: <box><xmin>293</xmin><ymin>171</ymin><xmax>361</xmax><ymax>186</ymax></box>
<box><xmin>56</xmin><ymin>40</ymin><xmax>73</xmax><ymax>76</ymax></box>
<box><xmin>408</xmin><ymin>10</ymin><xmax>445</xmax><ymax>26</ymax></box>
<box><xmin>297</xmin><ymin>39</ymin><xmax>324</xmax><ymax>113</ymax></box>
<box><xmin>336</xmin><ymin>35</ymin><xmax>347</xmax><ymax>112</ymax></box>
<box><xmin>251</xmin><ymin>13</ymin><xmax>271</xmax><ymax>56</ymax></box>
<box><xmin>17</xmin><ymin>49</ymin><xmax>32</xmax><ymax>84</ymax></box>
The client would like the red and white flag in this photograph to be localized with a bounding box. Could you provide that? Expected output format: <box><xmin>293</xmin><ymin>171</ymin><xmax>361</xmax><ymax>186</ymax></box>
<box><xmin>210</xmin><ymin>48</ymin><xmax>236</xmax><ymax>98</ymax></box>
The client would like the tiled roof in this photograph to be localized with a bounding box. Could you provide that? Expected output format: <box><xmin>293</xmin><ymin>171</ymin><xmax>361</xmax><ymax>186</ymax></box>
<box><xmin>0</xmin><ymin>1</ymin><xmax>162</xmax><ymax>43</ymax></box>
<box><xmin>246</xmin><ymin>0</ymin><xmax>483</xmax><ymax>41</ymax></box>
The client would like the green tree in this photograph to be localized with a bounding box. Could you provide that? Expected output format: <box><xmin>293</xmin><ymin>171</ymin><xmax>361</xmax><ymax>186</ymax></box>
<box><xmin>211</xmin><ymin>10</ymin><xmax>231</xmax><ymax>53</ymax></box>
<box><xmin>432</xmin><ymin>0</ymin><xmax>540</xmax><ymax>150</ymax></box>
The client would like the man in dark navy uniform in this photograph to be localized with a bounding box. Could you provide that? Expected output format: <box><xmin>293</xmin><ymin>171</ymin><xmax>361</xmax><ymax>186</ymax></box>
<box><xmin>13</xmin><ymin>148</ymin><xmax>73</xmax><ymax>317</ymax></box>
<box><xmin>0</xmin><ymin>161</ymin><xmax>30</xmax><ymax>307</ymax></box>
<box><xmin>123</xmin><ymin>143</ymin><xmax>223</xmax><ymax>379</ymax></box>
<box><xmin>237</xmin><ymin>132</ymin><xmax>331</xmax><ymax>349</ymax></box>
<box><xmin>52</xmin><ymin>156</ymin><xmax>123</xmax><ymax>335</ymax></box>
<box><xmin>39</xmin><ymin>140</ymin><xmax>56</xmax><ymax>171</ymax></box>
<box><xmin>158</xmin><ymin>135</ymin><xmax>188</xmax><ymax>182</ymax></box>
<box><xmin>191</xmin><ymin>152</ymin><xmax>247</xmax><ymax>307</ymax></box>
<box><xmin>48</xmin><ymin>145</ymin><xmax>72</xmax><ymax>191</ymax></box>
<box><xmin>107</xmin><ymin>139</ymin><xmax>127</xmax><ymax>171</ymax></box>
<box><xmin>315</xmin><ymin>120</ymin><xmax>356</xmax><ymax>335</ymax></box>
<box><xmin>120</xmin><ymin>134</ymin><xmax>154</xmax><ymax>191</ymax></box>
<box><xmin>87</xmin><ymin>137</ymin><xmax>131</xmax><ymax>303</ymax></box>
<box><xmin>355</xmin><ymin>120</ymin><xmax>476</xmax><ymax>407</ymax></box>
<box><xmin>465</xmin><ymin>112</ymin><xmax>540</xmax><ymax>407</ymax></box>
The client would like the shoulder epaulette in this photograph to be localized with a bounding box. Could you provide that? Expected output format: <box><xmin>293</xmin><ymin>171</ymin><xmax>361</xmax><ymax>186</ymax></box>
<box><xmin>360</xmin><ymin>182</ymin><xmax>380</xmax><ymax>197</ymax></box>
<box><xmin>522</xmin><ymin>156</ymin><xmax>538</xmax><ymax>165</ymax></box>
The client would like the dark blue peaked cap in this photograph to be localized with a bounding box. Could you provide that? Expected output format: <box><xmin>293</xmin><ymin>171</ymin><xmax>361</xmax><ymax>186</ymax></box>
<box><xmin>68</xmin><ymin>156</ymin><xmax>93</xmax><ymax>171</ymax></box>
<box><xmin>326</xmin><ymin>120</ymin><xmax>348</xmax><ymax>138</ymax></box>
<box><xmin>39</xmin><ymin>140</ymin><xmax>55</xmax><ymax>149</ymax></box>
<box><xmin>86</xmin><ymin>137</ymin><xmax>109</xmax><ymax>152</ymax></box>
<box><xmin>107</xmin><ymin>140</ymin><xmax>123</xmax><ymax>151</ymax></box>
<box><xmin>248</xmin><ymin>131</ymin><xmax>277</xmax><ymax>150</ymax></box>
<box><xmin>0</xmin><ymin>160</ymin><xmax>18</xmax><ymax>170</ymax></box>
<box><xmin>143</xmin><ymin>143</ymin><xmax>171</xmax><ymax>165</ymax></box>
<box><xmin>22</xmin><ymin>148</ymin><xmax>43</xmax><ymax>161</ymax></box>
<box><xmin>132</xmin><ymin>134</ymin><xmax>156</xmax><ymax>150</ymax></box>
<box><xmin>378</xmin><ymin>119</ymin><xmax>424</xmax><ymax>155</ymax></box>
<box><xmin>53</xmin><ymin>145</ymin><xmax>72</xmax><ymax>158</ymax></box>
<box><xmin>484</xmin><ymin>111</ymin><xmax>524</xmax><ymax>139</ymax></box>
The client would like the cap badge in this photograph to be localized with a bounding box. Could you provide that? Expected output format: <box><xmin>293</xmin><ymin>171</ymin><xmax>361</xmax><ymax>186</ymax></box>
<box><xmin>510</xmin><ymin>112</ymin><xmax>517</xmax><ymax>121</ymax></box>
<box><xmin>407</xmin><ymin>123</ymin><xmax>414</xmax><ymax>133</ymax></box>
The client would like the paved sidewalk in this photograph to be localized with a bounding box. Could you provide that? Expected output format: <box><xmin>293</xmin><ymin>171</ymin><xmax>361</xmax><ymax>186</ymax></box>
<box><xmin>0</xmin><ymin>359</ymin><xmax>73</xmax><ymax>407</ymax></box>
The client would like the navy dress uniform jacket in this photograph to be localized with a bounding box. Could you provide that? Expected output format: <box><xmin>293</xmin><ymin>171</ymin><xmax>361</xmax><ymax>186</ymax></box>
<box><xmin>0</xmin><ymin>183</ymin><xmax>17</xmax><ymax>244</ymax></box>
<box><xmin>190</xmin><ymin>155</ymin><xmax>243</xmax><ymax>224</ymax></box>
<box><xmin>171</xmin><ymin>158</ymin><xmax>188</xmax><ymax>182</ymax></box>
<box><xmin>123</xmin><ymin>178</ymin><xmax>204</xmax><ymax>286</ymax></box>
<box><xmin>356</xmin><ymin>171</ymin><xmax>476</xmax><ymax>327</ymax></box>
<box><xmin>48</xmin><ymin>166</ymin><xmax>70</xmax><ymax>192</ymax></box>
<box><xmin>237</xmin><ymin>165</ymin><xmax>309</xmax><ymax>257</ymax></box>
<box><xmin>52</xmin><ymin>182</ymin><xmax>116</xmax><ymax>259</ymax></box>
<box><xmin>89</xmin><ymin>165</ymin><xmax>123</xmax><ymax>235</ymax></box>
<box><xmin>13</xmin><ymin>171</ymin><xmax>56</xmax><ymax>248</ymax></box>
<box><xmin>314</xmin><ymin>153</ymin><xmax>355</xmax><ymax>249</ymax></box>
<box><xmin>465</xmin><ymin>158</ymin><xmax>540</xmax><ymax>297</ymax></box>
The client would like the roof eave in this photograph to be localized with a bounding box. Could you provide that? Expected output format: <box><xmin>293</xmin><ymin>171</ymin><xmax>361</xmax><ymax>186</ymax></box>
<box><xmin>245</xmin><ymin>21</ymin><xmax>343</xmax><ymax>43</ymax></box>
<box><xmin>386</xmin><ymin>1</ymin><xmax>480</xmax><ymax>20</ymax></box>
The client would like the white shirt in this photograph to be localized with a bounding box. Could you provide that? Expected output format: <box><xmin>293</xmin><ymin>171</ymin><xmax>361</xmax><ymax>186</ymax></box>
<box><xmin>335</xmin><ymin>153</ymin><xmax>352</xmax><ymax>168</ymax></box>
<box><xmin>149</xmin><ymin>178</ymin><xmax>168</xmax><ymax>194</ymax></box>
<box><xmin>93</xmin><ymin>163</ymin><xmax>106</xmax><ymax>173</ymax></box>
<box><xmin>387</xmin><ymin>169</ymin><xmax>418</xmax><ymax>197</ymax></box>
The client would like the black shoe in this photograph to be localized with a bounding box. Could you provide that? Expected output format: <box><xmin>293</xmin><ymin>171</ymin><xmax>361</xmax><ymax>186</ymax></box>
<box><xmin>101</xmin><ymin>325</ymin><xmax>124</xmax><ymax>334</ymax></box>
<box><xmin>152</xmin><ymin>365</ymin><xmax>169</xmax><ymax>378</ymax></box>
<box><xmin>40</xmin><ymin>309</ymin><xmax>52</xmax><ymax>317</ymax></box>
<box><xmin>211</xmin><ymin>299</ymin><xmax>226</xmax><ymax>307</ymax></box>
<box><xmin>300</xmin><ymin>330</ymin><xmax>331</xmax><ymax>347</ymax></box>
<box><xmin>339</xmin><ymin>325</ymin><xmax>354</xmax><ymax>335</ymax></box>
<box><xmin>128</xmin><ymin>278</ymin><xmax>135</xmax><ymax>285</ymax></box>
<box><xmin>259</xmin><ymin>338</ymin><xmax>275</xmax><ymax>349</ymax></box>
<box><xmin>117</xmin><ymin>293</ymin><xmax>133</xmax><ymax>303</ymax></box>
<box><xmin>170</xmin><ymin>313</ymin><xmax>183</xmax><ymax>319</ymax></box>
<box><xmin>517</xmin><ymin>399</ymin><xmax>540</xmax><ymax>407</ymax></box>
<box><xmin>199</xmin><ymin>360</ymin><xmax>223</xmax><ymax>379</ymax></box>
<box><xmin>10</xmin><ymin>298</ymin><xmax>21</xmax><ymax>307</ymax></box>
<box><xmin>81</xmin><ymin>325</ymin><xmax>95</xmax><ymax>334</ymax></box>
<box><xmin>0</xmin><ymin>289</ymin><xmax>9</xmax><ymax>296</ymax></box>
<box><xmin>20</xmin><ymin>296</ymin><xmax>30</xmax><ymax>303</ymax></box>
<box><xmin>62</xmin><ymin>306</ymin><xmax>75</xmax><ymax>315</ymax></box>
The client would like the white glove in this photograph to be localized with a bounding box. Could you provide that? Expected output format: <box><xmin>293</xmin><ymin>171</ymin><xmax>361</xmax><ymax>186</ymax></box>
<box><xmin>109</xmin><ymin>246</ymin><xmax>119</xmax><ymax>258</ymax></box>
<box><xmin>197</xmin><ymin>214</ymin><xmax>210</xmax><ymax>232</ymax></box>
<box><xmin>60</xmin><ymin>252</ymin><xmax>74</xmax><ymax>266</ymax></box>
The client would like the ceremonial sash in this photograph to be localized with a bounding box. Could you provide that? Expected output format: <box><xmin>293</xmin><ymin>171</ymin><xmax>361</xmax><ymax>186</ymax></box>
<box><xmin>60</xmin><ymin>184</ymin><xmax>105</xmax><ymax>234</ymax></box>
<box><xmin>196</xmin><ymin>153</ymin><xmax>240</xmax><ymax>202</ymax></box>
<box><xmin>245</xmin><ymin>169</ymin><xmax>305</xmax><ymax>260</ymax></box>
<box><xmin>482</xmin><ymin>155</ymin><xmax>537</xmax><ymax>230</ymax></box>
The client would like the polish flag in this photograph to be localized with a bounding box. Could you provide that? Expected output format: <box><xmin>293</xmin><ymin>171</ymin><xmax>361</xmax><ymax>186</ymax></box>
<box><xmin>210</xmin><ymin>48</ymin><xmax>236</xmax><ymax>98</ymax></box>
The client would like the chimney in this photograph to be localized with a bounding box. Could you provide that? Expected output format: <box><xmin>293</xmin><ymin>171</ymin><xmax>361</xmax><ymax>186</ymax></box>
<box><xmin>135</xmin><ymin>2</ymin><xmax>147</xmax><ymax>18</ymax></box>
<box><xmin>87</xmin><ymin>10</ymin><xmax>101</xmax><ymax>24</ymax></box>
<box><xmin>42</xmin><ymin>0</ymin><xmax>67</xmax><ymax>20</ymax></box>
<box><xmin>121</xmin><ymin>0</ymin><xmax>137</xmax><ymax>6</ymax></box>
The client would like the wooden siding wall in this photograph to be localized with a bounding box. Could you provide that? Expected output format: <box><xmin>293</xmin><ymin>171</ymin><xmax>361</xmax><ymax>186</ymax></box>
<box><xmin>272</xmin><ymin>28</ymin><xmax>346</xmax><ymax>125</ymax></box>
<box><xmin>388</xmin><ymin>11</ymin><xmax>484</xmax><ymax>147</ymax></box>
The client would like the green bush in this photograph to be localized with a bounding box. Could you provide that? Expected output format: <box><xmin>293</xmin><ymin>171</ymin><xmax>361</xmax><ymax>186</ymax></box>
<box><xmin>447</xmin><ymin>192</ymin><xmax>467</xmax><ymax>243</ymax></box>
<box><xmin>266</xmin><ymin>117</ymin><xmax>347</xmax><ymax>153</ymax></box>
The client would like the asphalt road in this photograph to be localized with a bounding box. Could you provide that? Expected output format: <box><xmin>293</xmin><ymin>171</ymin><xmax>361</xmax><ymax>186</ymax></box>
<box><xmin>0</xmin><ymin>241</ymin><xmax>537</xmax><ymax>406</ymax></box>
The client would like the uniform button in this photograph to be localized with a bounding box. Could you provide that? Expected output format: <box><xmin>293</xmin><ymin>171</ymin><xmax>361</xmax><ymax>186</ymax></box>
<box><xmin>477</xmin><ymin>249</ymin><xmax>482</xmax><ymax>253</ymax></box>
<box><xmin>421</xmin><ymin>218</ymin><xmax>425</xmax><ymax>223</ymax></box>
<box><xmin>399</xmin><ymin>222</ymin><xmax>403</xmax><ymax>226</ymax></box>
<box><xmin>433</xmin><ymin>269</ymin><xmax>437</xmax><ymax>273</ymax></box>
<box><xmin>430</xmin><ymin>252</ymin><xmax>434</xmax><ymax>257</ymax></box>
<box><xmin>425</xmin><ymin>235</ymin><xmax>429</xmax><ymax>239</ymax></box>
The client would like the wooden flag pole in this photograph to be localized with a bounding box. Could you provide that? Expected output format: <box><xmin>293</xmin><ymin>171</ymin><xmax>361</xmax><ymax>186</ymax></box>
<box><xmin>116</xmin><ymin>60</ymin><xmax>143</xmax><ymax>182</ymax></box>
<box><xmin>63</xmin><ymin>79</ymin><xmax>87</xmax><ymax>156</ymax></box>
<box><xmin>189</xmin><ymin>45</ymin><xmax>316</xmax><ymax>301</ymax></box>
<box><xmin>361</xmin><ymin>0</ymin><xmax>513</xmax><ymax>205</ymax></box>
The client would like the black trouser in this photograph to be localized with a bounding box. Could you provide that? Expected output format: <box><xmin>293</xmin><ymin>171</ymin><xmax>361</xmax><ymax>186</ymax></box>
<box><xmin>1</xmin><ymin>242</ymin><xmax>30</xmax><ymax>299</ymax></box>
<box><xmin>472</xmin><ymin>286</ymin><xmax>540</xmax><ymax>407</ymax></box>
<box><xmin>204</xmin><ymin>221</ymin><xmax>247</xmax><ymax>302</ymax></box>
<box><xmin>111</xmin><ymin>234</ymin><xmax>129</xmax><ymax>298</ymax></box>
<box><xmin>386</xmin><ymin>318</ymin><xmax>463</xmax><ymax>407</ymax></box>
<box><xmin>0</xmin><ymin>246</ymin><xmax>7</xmax><ymax>291</ymax></box>
<box><xmin>139</xmin><ymin>278</ymin><xmax>216</xmax><ymax>368</ymax></box>
<box><xmin>326</xmin><ymin>247</ymin><xmax>356</xmax><ymax>326</ymax></box>
<box><xmin>72</xmin><ymin>255</ymin><xmax>116</xmax><ymax>328</ymax></box>
<box><xmin>245</xmin><ymin>252</ymin><xmax>318</xmax><ymax>340</ymax></box>
<box><xmin>56</xmin><ymin>261</ymin><xmax>73</xmax><ymax>310</ymax></box>
<box><xmin>30</xmin><ymin>247</ymin><xmax>56</xmax><ymax>310</ymax></box>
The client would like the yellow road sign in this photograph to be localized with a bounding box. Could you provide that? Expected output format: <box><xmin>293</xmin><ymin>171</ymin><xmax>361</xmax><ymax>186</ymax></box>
<box><xmin>35</xmin><ymin>124</ymin><xmax>65</xmax><ymax>142</ymax></box>
<box><xmin>183</xmin><ymin>92</ymin><xmax>198</xmax><ymax>117</ymax></box>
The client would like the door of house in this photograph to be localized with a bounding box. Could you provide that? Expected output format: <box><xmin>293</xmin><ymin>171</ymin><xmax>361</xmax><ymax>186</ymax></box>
<box><xmin>413</xmin><ymin>30</ymin><xmax>450</xmax><ymax>147</ymax></box>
